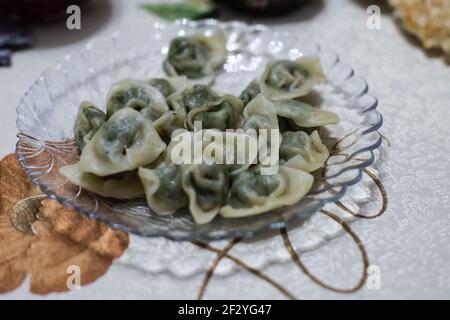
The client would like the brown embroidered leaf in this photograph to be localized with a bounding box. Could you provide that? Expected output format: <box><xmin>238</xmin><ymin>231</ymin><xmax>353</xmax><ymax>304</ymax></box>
<box><xmin>0</xmin><ymin>154</ymin><xmax>129</xmax><ymax>295</ymax></box>
<box><xmin>0</xmin><ymin>154</ymin><xmax>35</xmax><ymax>292</ymax></box>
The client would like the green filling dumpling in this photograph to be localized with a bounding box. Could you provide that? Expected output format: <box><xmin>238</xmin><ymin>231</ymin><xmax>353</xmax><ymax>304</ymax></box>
<box><xmin>271</xmin><ymin>98</ymin><xmax>339</xmax><ymax>127</ymax></box>
<box><xmin>240</xmin><ymin>80</ymin><xmax>261</xmax><ymax>106</ymax></box>
<box><xmin>242</xmin><ymin>94</ymin><xmax>279</xmax><ymax>132</ymax></box>
<box><xmin>280</xmin><ymin>130</ymin><xmax>329</xmax><ymax>172</ymax></box>
<box><xmin>260</xmin><ymin>56</ymin><xmax>325</xmax><ymax>100</ymax></box>
<box><xmin>181</xmin><ymin>164</ymin><xmax>229</xmax><ymax>224</ymax></box>
<box><xmin>138</xmin><ymin>163</ymin><xmax>188</xmax><ymax>215</ymax></box>
<box><xmin>227</xmin><ymin>168</ymin><xmax>282</xmax><ymax>208</ymax></box>
<box><xmin>152</xmin><ymin>111</ymin><xmax>183</xmax><ymax>143</ymax></box>
<box><xmin>73</xmin><ymin>101</ymin><xmax>106</xmax><ymax>151</ymax></box>
<box><xmin>79</xmin><ymin>108</ymin><xmax>166</xmax><ymax>176</ymax></box>
<box><xmin>163</xmin><ymin>31</ymin><xmax>226</xmax><ymax>79</ymax></box>
<box><xmin>168</xmin><ymin>84</ymin><xmax>220</xmax><ymax>127</ymax></box>
<box><xmin>220</xmin><ymin>166</ymin><xmax>314</xmax><ymax>218</ymax></box>
<box><xmin>148</xmin><ymin>78</ymin><xmax>176</xmax><ymax>97</ymax></box>
<box><xmin>106</xmin><ymin>79</ymin><xmax>169</xmax><ymax>120</ymax></box>
<box><xmin>60</xmin><ymin>164</ymin><xmax>144</xmax><ymax>199</ymax></box>
<box><xmin>169</xmin><ymin>84</ymin><xmax>219</xmax><ymax>113</ymax></box>
<box><xmin>186</xmin><ymin>94</ymin><xmax>243</xmax><ymax>131</ymax></box>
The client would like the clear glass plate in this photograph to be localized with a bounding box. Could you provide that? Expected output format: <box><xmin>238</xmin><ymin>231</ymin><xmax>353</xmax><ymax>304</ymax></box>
<box><xmin>15</xmin><ymin>20</ymin><xmax>382</xmax><ymax>241</ymax></box>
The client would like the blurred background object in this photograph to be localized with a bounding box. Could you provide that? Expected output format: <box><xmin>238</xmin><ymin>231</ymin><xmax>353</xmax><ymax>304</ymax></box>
<box><xmin>0</xmin><ymin>0</ymin><xmax>111</xmax><ymax>66</ymax></box>
<box><xmin>141</xmin><ymin>0</ymin><xmax>311</xmax><ymax>21</ymax></box>
<box><xmin>141</xmin><ymin>0</ymin><xmax>217</xmax><ymax>21</ymax></box>
<box><xmin>390</xmin><ymin>0</ymin><xmax>450</xmax><ymax>55</ymax></box>
<box><xmin>215</xmin><ymin>0</ymin><xmax>307</xmax><ymax>16</ymax></box>
<box><xmin>0</xmin><ymin>0</ymin><xmax>88</xmax><ymax>23</ymax></box>
<box><xmin>0</xmin><ymin>15</ymin><xmax>31</xmax><ymax>66</ymax></box>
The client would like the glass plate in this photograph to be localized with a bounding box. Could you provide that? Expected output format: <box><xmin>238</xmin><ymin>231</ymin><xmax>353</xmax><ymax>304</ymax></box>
<box><xmin>15</xmin><ymin>20</ymin><xmax>382</xmax><ymax>241</ymax></box>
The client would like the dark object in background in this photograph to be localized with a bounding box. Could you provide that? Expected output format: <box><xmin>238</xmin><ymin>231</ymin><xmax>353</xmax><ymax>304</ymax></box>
<box><xmin>0</xmin><ymin>16</ymin><xmax>31</xmax><ymax>48</ymax></box>
<box><xmin>0</xmin><ymin>48</ymin><xmax>11</xmax><ymax>66</ymax></box>
<box><xmin>216</xmin><ymin>0</ymin><xmax>306</xmax><ymax>16</ymax></box>
<box><xmin>0</xmin><ymin>0</ymin><xmax>85</xmax><ymax>66</ymax></box>
<box><xmin>0</xmin><ymin>0</ymin><xmax>87</xmax><ymax>23</ymax></box>
<box><xmin>0</xmin><ymin>15</ymin><xmax>31</xmax><ymax>67</ymax></box>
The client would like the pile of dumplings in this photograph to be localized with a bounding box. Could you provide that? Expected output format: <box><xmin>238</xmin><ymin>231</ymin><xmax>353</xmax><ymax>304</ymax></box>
<box><xmin>60</xmin><ymin>30</ymin><xmax>340</xmax><ymax>224</ymax></box>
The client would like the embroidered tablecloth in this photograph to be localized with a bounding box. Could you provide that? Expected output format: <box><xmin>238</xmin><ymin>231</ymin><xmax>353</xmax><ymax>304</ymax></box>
<box><xmin>1</xmin><ymin>0</ymin><xmax>449</xmax><ymax>299</ymax></box>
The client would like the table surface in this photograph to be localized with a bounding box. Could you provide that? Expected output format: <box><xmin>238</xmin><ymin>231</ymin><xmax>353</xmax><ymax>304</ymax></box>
<box><xmin>2</xmin><ymin>0</ymin><xmax>449</xmax><ymax>299</ymax></box>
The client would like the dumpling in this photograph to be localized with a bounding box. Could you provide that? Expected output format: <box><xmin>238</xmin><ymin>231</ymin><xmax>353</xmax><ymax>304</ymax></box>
<box><xmin>260</xmin><ymin>57</ymin><xmax>325</xmax><ymax>100</ymax></box>
<box><xmin>164</xmin><ymin>129</ymin><xmax>257</xmax><ymax>176</ymax></box>
<box><xmin>168</xmin><ymin>84</ymin><xmax>219</xmax><ymax>114</ymax></box>
<box><xmin>186</xmin><ymin>94</ymin><xmax>243</xmax><ymax>131</ymax></box>
<box><xmin>78</xmin><ymin>108</ymin><xmax>166</xmax><ymax>176</ymax></box>
<box><xmin>106</xmin><ymin>79</ymin><xmax>169</xmax><ymax>121</ymax></box>
<box><xmin>271</xmin><ymin>98</ymin><xmax>339</xmax><ymax>127</ymax></box>
<box><xmin>242</xmin><ymin>94</ymin><xmax>279</xmax><ymax>132</ymax></box>
<box><xmin>163</xmin><ymin>31</ymin><xmax>227</xmax><ymax>79</ymax></box>
<box><xmin>148</xmin><ymin>78</ymin><xmax>175</xmax><ymax>97</ymax></box>
<box><xmin>163</xmin><ymin>129</ymin><xmax>197</xmax><ymax>164</ymax></box>
<box><xmin>138</xmin><ymin>163</ymin><xmax>188</xmax><ymax>215</ymax></box>
<box><xmin>152</xmin><ymin>111</ymin><xmax>183</xmax><ymax>143</ymax></box>
<box><xmin>181</xmin><ymin>164</ymin><xmax>229</xmax><ymax>224</ymax></box>
<box><xmin>168</xmin><ymin>84</ymin><xmax>220</xmax><ymax>127</ymax></box>
<box><xmin>220</xmin><ymin>166</ymin><xmax>313</xmax><ymax>218</ymax></box>
<box><xmin>242</xmin><ymin>95</ymin><xmax>280</xmax><ymax>174</ymax></box>
<box><xmin>202</xmin><ymin>130</ymin><xmax>258</xmax><ymax>177</ymax></box>
<box><xmin>280</xmin><ymin>130</ymin><xmax>329</xmax><ymax>172</ymax></box>
<box><xmin>240</xmin><ymin>79</ymin><xmax>261</xmax><ymax>106</ymax></box>
<box><xmin>277</xmin><ymin>115</ymin><xmax>306</xmax><ymax>133</ymax></box>
<box><xmin>73</xmin><ymin>101</ymin><xmax>106</xmax><ymax>151</ymax></box>
<box><xmin>60</xmin><ymin>164</ymin><xmax>144</xmax><ymax>199</ymax></box>
<box><xmin>148</xmin><ymin>76</ymin><xmax>188</xmax><ymax>98</ymax></box>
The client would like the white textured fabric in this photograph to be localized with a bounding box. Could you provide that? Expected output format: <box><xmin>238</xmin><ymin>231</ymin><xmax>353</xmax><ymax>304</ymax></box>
<box><xmin>1</xmin><ymin>0</ymin><xmax>449</xmax><ymax>299</ymax></box>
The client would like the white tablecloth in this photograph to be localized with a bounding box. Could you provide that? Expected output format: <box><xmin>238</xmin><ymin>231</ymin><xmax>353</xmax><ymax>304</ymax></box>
<box><xmin>2</xmin><ymin>0</ymin><xmax>449</xmax><ymax>299</ymax></box>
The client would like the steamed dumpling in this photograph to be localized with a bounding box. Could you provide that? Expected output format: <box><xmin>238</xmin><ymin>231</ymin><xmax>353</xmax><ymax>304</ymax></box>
<box><xmin>60</xmin><ymin>164</ymin><xmax>144</xmax><ymax>199</ymax></box>
<box><xmin>106</xmin><ymin>79</ymin><xmax>169</xmax><ymax>120</ymax></box>
<box><xmin>138</xmin><ymin>163</ymin><xmax>188</xmax><ymax>215</ymax></box>
<box><xmin>164</xmin><ymin>129</ymin><xmax>257</xmax><ymax>177</ymax></box>
<box><xmin>260</xmin><ymin>57</ymin><xmax>325</xmax><ymax>100</ymax></box>
<box><xmin>242</xmin><ymin>95</ymin><xmax>280</xmax><ymax>172</ymax></box>
<box><xmin>78</xmin><ymin>108</ymin><xmax>166</xmax><ymax>176</ymax></box>
<box><xmin>202</xmin><ymin>130</ymin><xmax>258</xmax><ymax>177</ymax></box>
<box><xmin>168</xmin><ymin>84</ymin><xmax>220</xmax><ymax>127</ymax></box>
<box><xmin>148</xmin><ymin>78</ymin><xmax>175</xmax><ymax>97</ymax></box>
<box><xmin>152</xmin><ymin>111</ymin><xmax>183</xmax><ymax>143</ymax></box>
<box><xmin>242</xmin><ymin>94</ymin><xmax>279</xmax><ymax>132</ymax></box>
<box><xmin>73</xmin><ymin>101</ymin><xmax>106</xmax><ymax>151</ymax></box>
<box><xmin>149</xmin><ymin>76</ymin><xmax>188</xmax><ymax>98</ymax></box>
<box><xmin>272</xmin><ymin>98</ymin><xmax>339</xmax><ymax>127</ymax></box>
<box><xmin>220</xmin><ymin>166</ymin><xmax>313</xmax><ymax>218</ymax></box>
<box><xmin>240</xmin><ymin>80</ymin><xmax>261</xmax><ymax>106</ymax></box>
<box><xmin>163</xmin><ymin>31</ymin><xmax>227</xmax><ymax>79</ymax></box>
<box><xmin>163</xmin><ymin>129</ymin><xmax>199</xmax><ymax>164</ymax></box>
<box><xmin>186</xmin><ymin>94</ymin><xmax>243</xmax><ymax>131</ymax></box>
<box><xmin>168</xmin><ymin>84</ymin><xmax>219</xmax><ymax>114</ymax></box>
<box><xmin>280</xmin><ymin>130</ymin><xmax>329</xmax><ymax>172</ymax></box>
<box><xmin>181</xmin><ymin>164</ymin><xmax>229</xmax><ymax>224</ymax></box>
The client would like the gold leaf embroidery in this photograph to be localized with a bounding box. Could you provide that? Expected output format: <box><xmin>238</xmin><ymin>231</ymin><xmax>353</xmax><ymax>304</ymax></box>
<box><xmin>11</xmin><ymin>195</ymin><xmax>45</xmax><ymax>235</ymax></box>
